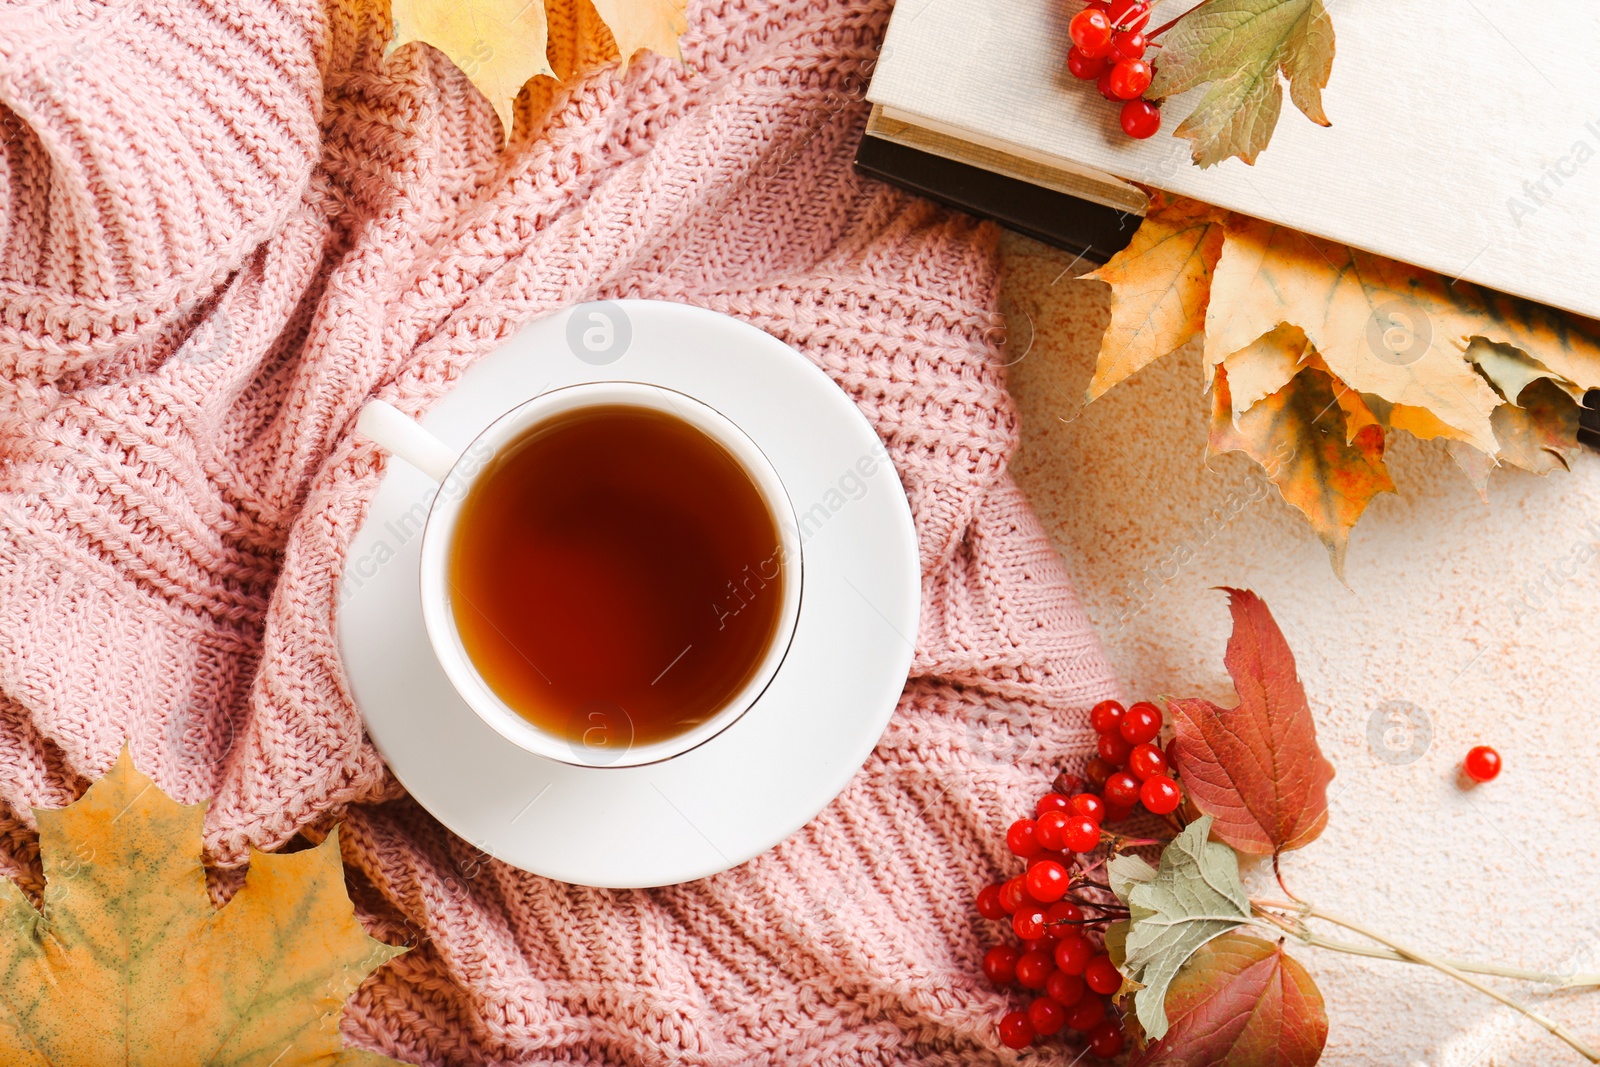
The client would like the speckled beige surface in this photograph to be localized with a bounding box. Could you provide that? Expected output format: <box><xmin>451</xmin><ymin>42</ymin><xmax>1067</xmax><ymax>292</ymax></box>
<box><xmin>1000</xmin><ymin>231</ymin><xmax>1600</xmax><ymax>1066</ymax></box>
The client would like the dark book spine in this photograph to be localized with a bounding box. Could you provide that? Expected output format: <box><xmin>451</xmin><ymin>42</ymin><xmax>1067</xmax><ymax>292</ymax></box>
<box><xmin>853</xmin><ymin>135</ymin><xmax>1139</xmax><ymax>264</ymax></box>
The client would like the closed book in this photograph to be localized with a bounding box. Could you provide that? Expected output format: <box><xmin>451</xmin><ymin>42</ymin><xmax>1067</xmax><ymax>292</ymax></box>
<box><xmin>865</xmin><ymin>0</ymin><xmax>1600</xmax><ymax>319</ymax></box>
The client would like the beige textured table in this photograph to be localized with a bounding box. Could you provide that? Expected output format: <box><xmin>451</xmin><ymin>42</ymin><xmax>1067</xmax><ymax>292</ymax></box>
<box><xmin>1001</xmin><ymin>232</ymin><xmax>1600</xmax><ymax>1066</ymax></box>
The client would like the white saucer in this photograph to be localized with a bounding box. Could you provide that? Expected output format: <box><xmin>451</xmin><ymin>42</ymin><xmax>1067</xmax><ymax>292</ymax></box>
<box><xmin>337</xmin><ymin>300</ymin><xmax>920</xmax><ymax>887</ymax></box>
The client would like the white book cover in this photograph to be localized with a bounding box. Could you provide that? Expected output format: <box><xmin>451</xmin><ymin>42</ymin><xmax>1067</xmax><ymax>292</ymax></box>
<box><xmin>868</xmin><ymin>0</ymin><xmax>1600</xmax><ymax>320</ymax></box>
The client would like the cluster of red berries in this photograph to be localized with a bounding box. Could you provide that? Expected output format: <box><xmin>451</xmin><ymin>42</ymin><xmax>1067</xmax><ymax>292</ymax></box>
<box><xmin>1066</xmin><ymin>0</ymin><xmax>1163</xmax><ymax>139</ymax></box>
<box><xmin>976</xmin><ymin>786</ymin><xmax>1127</xmax><ymax>1057</ymax></box>
<box><xmin>972</xmin><ymin>698</ymin><xmax>1187</xmax><ymax>1054</ymax></box>
<box><xmin>1085</xmin><ymin>699</ymin><xmax>1183</xmax><ymax>815</ymax></box>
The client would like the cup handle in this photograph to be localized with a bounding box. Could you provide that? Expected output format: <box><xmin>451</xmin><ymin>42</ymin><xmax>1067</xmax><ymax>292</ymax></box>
<box><xmin>356</xmin><ymin>399</ymin><xmax>459</xmax><ymax>484</ymax></box>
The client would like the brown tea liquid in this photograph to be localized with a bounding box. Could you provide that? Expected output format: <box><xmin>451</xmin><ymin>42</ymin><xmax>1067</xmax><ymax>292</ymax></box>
<box><xmin>446</xmin><ymin>404</ymin><xmax>785</xmax><ymax>750</ymax></box>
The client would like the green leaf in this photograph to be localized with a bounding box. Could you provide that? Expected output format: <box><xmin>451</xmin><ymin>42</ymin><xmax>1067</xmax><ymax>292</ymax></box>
<box><xmin>1122</xmin><ymin>817</ymin><xmax>1252</xmax><ymax>1039</ymax></box>
<box><xmin>1105</xmin><ymin>919</ymin><xmax>1132</xmax><ymax>971</ymax></box>
<box><xmin>1149</xmin><ymin>0</ymin><xmax>1335</xmax><ymax>167</ymax></box>
<box><xmin>1108</xmin><ymin>854</ymin><xmax>1159</xmax><ymax>905</ymax></box>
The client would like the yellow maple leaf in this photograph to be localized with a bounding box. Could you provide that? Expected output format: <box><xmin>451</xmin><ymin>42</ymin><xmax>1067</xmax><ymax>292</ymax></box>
<box><xmin>1084</xmin><ymin>196</ymin><xmax>1227</xmax><ymax>401</ymax></box>
<box><xmin>0</xmin><ymin>748</ymin><xmax>404</xmax><ymax>1066</ymax></box>
<box><xmin>1076</xmin><ymin>194</ymin><xmax>1597</xmax><ymax>570</ymax></box>
<box><xmin>1202</xmin><ymin>216</ymin><xmax>1507</xmax><ymax>453</ymax></box>
<box><xmin>1465</xmin><ymin>337</ymin><xmax>1576</xmax><ymax>403</ymax></box>
<box><xmin>390</xmin><ymin>0</ymin><xmax>685</xmax><ymax>139</ymax></box>
<box><xmin>1217</xmin><ymin>323</ymin><xmax>1312</xmax><ymax>415</ymax></box>
<box><xmin>587</xmin><ymin>0</ymin><xmax>684</xmax><ymax>68</ymax></box>
<box><xmin>391</xmin><ymin>0</ymin><xmax>555</xmax><ymax>137</ymax></box>
<box><xmin>1210</xmin><ymin>362</ymin><xmax>1395</xmax><ymax>576</ymax></box>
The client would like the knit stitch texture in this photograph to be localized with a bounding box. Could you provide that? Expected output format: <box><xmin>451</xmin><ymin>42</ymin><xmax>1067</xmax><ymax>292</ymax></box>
<box><xmin>0</xmin><ymin>0</ymin><xmax>1120</xmax><ymax>1061</ymax></box>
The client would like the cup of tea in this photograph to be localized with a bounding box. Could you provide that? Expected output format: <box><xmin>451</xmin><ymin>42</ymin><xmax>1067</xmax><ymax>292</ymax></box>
<box><xmin>356</xmin><ymin>382</ymin><xmax>803</xmax><ymax>767</ymax></box>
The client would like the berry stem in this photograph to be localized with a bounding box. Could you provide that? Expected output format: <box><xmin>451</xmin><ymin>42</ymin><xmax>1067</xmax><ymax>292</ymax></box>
<box><xmin>1271</xmin><ymin>852</ymin><xmax>1299</xmax><ymax>902</ymax></box>
<box><xmin>1255</xmin><ymin>903</ymin><xmax>1600</xmax><ymax>1062</ymax></box>
<box><xmin>1147</xmin><ymin>808</ymin><xmax>1186</xmax><ymax>836</ymax></box>
<box><xmin>1146</xmin><ymin>0</ymin><xmax>1208</xmax><ymax>40</ymax></box>
<box><xmin>1103</xmin><ymin>831</ymin><xmax>1167</xmax><ymax>850</ymax></box>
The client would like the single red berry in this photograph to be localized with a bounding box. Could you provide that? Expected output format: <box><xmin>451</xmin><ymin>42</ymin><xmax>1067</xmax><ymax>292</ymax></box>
<box><xmin>1026</xmin><ymin>860</ymin><xmax>1070</xmax><ymax>904</ymax></box>
<box><xmin>1035</xmin><ymin>809</ymin><xmax>1070</xmax><ymax>851</ymax></box>
<box><xmin>1062</xmin><ymin>814</ymin><xmax>1102</xmax><ymax>853</ymax></box>
<box><xmin>1088</xmin><ymin>1018</ymin><xmax>1126</xmax><ymax>1058</ymax></box>
<box><xmin>1066</xmin><ymin>46</ymin><xmax>1111</xmax><ymax>81</ymax></box>
<box><xmin>1109</xmin><ymin>29</ymin><xmax>1146</xmax><ymax>61</ymax></box>
<box><xmin>1013</xmin><ymin>905</ymin><xmax>1048</xmax><ymax>941</ymax></box>
<box><xmin>976</xmin><ymin>883</ymin><xmax>1007</xmax><ymax>921</ymax></box>
<box><xmin>1026</xmin><ymin>937</ymin><xmax>1056</xmax><ymax>957</ymax></box>
<box><xmin>1084</xmin><ymin>954</ymin><xmax>1121</xmax><ymax>994</ymax></box>
<box><xmin>1028</xmin><ymin>996</ymin><xmax>1068</xmax><ymax>1037</ymax></box>
<box><xmin>1069</xmin><ymin>792</ymin><xmax>1106</xmax><ymax>823</ymax></box>
<box><xmin>1097</xmin><ymin>731</ymin><xmax>1133</xmax><ymax>765</ymax></box>
<box><xmin>1121</xmin><ymin>98</ymin><xmax>1158</xmax><ymax>136</ymax></box>
<box><xmin>1069</xmin><ymin>8</ymin><xmax>1114</xmax><ymax>57</ymax></box>
<box><xmin>1088</xmin><ymin>699</ymin><xmax>1125</xmax><ymax>735</ymax></box>
<box><xmin>999</xmin><ymin>876</ymin><xmax>1028</xmax><ymax>914</ymax></box>
<box><xmin>1127</xmin><ymin>742</ymin><xmax>1168</xmax><ymax>780</ymax></box>
<box><xmin>1141</xmin><ymin>774</ymin><xmax>1182</xmax><ymax>814</ymax></box>
<box><xmin>1007</xmin><ymin>818</ymin><xmax>1041</xmax><ymax>859</ymax></box>
<box><xmin>1084</xmin><ymin>756</ymin><xmax>1116</xmax><ymax>788</ymax></box>
<box><xmin>1053</xmin><ymin>771</ymin><xmax>1084</xmax><ymax>796</ymax></box>
<box><xmin>1119</xmin><ymin>701</ymin><xmax>1162</xmax><ymax>745</ymax></box>
<box><xmin>1044</xmin><ymin>900</ymin><xmax>1083</xmax><ymax>937</ymax></box>
<box><xmin>998</xmin><ymin>1010</ymin><xmax>1036</xmax><ymax>1049</ymax></box>
<box><xmin>983</xmin><ymin>943</ymin><xmax>1021</xmax><ymax>985</ymax></box>
<box><xmin>1102</xmin><ymin>801</ymin><xmax>1134</xmax><ymax>824</ymax></box>
<box><xmin>1107</xmin><ymin>58</ymin><xmax>1152</xmax><ymax>100</ymax></box>
<box><xmin>1104</xmin><ymin>771</ymin><xmax>1142</xmax><ymax>808</ymax></box>
<box><xmin>1046</xmin><ymin>969</ymin><xmax>1086</xmax><ymax>1007</ymax></box>
<box><xmin>1064</xmin><ymin>993</ymin><xmax>1106</xmax><ymax>1032</ymax></box>
<box><xmin>1016</xmin><ymin>948</ymin><xmax>1055</xmax><ymax>989</ymax></box>
<box><xmin>1166</xmin><ymin>737</ymin><xmax>1180</xmax><ymax>767</ymax></box>
<box><xmin>1085</xmin><ymin>0</ymin><xmax>1110</xmax><ymax>9</ymax></box>
<box><xmin>1054</xmin><ymin>932</ymin><xmax>1093</xmax><ymax>975</ymax></box>
<box><xmin>1106</xmin><ymin>0</ymin><xmax>1150</xmax><ymax>31</ymax></box>
<box><xmin>1107</xmin><ymin>0</ymin><xmax>1145</xmax><ymax>30</ymax></box>
<box><xmin>1036</xmin><ymin>792</ymin><xmax>1072</xmax><ymax>817</ymax></box>
<box><xmin>1095</xmin><ymin>69</ymin><xmax>1120</xmax><ymax>101</ymax></box>
<box><xmin>1464</xmin><ymin>745</ymin><xmax>1502</xmax><ymax>782</ymax></box>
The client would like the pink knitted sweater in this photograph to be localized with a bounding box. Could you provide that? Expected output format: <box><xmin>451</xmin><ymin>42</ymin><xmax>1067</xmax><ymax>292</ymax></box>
<box><xmin>0</xmin><ymin>0</ymin><xmax>1119</xmax><ymax>1061</ymax></box>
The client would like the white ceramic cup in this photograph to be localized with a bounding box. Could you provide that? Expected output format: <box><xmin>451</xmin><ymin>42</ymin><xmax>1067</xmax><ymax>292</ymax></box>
<box><xmin>355</xmin><ymin>382</ymin><xmax>804</xmax><ymax>768</ymax></box>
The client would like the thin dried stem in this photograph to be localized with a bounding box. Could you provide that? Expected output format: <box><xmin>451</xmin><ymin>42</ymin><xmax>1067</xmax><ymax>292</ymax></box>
<box><xmin>1249</xmin><ymin>905</ymin><xmax>1600</xmax><ymax>987</ymax></box>
<box><xmin>1103</xmin><ymin>832</ymin><xmax>1165</xmax><ymax>850</ymax></box>
<box><xmin>1294</xmin><ymin>905</ymin><xmax>1600</xmax><ymax>1063</ymax></box>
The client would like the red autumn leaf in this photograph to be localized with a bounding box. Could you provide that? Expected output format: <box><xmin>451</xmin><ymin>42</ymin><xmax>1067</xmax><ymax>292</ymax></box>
<box><xmin>1167</xmin><ymin>588</ymin><xmax>1335</xmax><ymax>856</ymax></box>
<box><xmin>1130</xmin><ymin>932</ymin><xmax>1328</xmax><ymax>1067</ymax></box>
